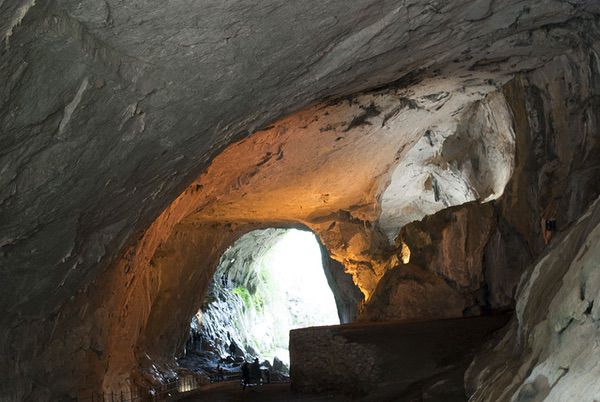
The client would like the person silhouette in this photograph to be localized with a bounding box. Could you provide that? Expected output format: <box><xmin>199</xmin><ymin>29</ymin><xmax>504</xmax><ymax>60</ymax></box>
<box><xmin>250</xmin><ymin>358</ymin><xmax>261</xmax><ymax>383</ymax></box>
<box><xmin>241</xmin><ymin>361</ymin><xmax>250</xmax><ymax>390</ymax></box>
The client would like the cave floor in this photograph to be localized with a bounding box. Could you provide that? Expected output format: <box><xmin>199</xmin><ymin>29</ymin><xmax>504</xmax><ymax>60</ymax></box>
<box><xmin>177</xmin><ymin>381</ymin><xmax>346</xmax><ymax>402</ymax></box>
<box><xmin>177</xmin><ymin>313</ymin><xmax>511</xmax><ymax>402</ymax></box>
<box><xmin>176</xmin><ymin>377</ymin><xmax>467</xmax><ymax>402</ymax></box>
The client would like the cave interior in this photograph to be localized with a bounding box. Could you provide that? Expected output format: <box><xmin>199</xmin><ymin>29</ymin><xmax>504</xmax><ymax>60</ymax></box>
<box><xmin>2</xmin><ymin>1</ymin><xmax>600</xmax><ymax>401</ymax></box>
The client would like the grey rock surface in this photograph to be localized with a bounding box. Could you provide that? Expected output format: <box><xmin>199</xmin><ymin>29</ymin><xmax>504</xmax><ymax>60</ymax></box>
<box><xmin>1</xmin><ymin>0</ymin><xmax>600</xmax><ymax>400</ymax></box>
<box><xmin>466</xmin><ymin>41</ymin><xmax>600</xmax><ymax>401</ymax></box>
<box><xmin>467</xmin><ymin>195</ymin><xmax>600</xmax><ymax>402</ymax></box>
<box><xmin>2</xmin><ymin>0</ymin><xmax>598</xmax><ymax>319</ymax></box>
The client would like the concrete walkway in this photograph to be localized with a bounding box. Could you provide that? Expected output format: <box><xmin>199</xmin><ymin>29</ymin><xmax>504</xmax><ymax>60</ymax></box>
<box><xmin>178</xmin><ymin>313</ymin><xmax>511</xmax><ymax>402</ymax></box>
<box><xmin>177</xmin><ymin>381</ymin><xmax>346</xmax><ymax>402</ymax></box>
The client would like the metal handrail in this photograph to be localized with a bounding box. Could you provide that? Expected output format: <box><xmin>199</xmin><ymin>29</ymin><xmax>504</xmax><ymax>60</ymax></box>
<box><xmin>76</xmin><ymin>374</ymin><xmax>202</xmax><ymax>402</ymax></box>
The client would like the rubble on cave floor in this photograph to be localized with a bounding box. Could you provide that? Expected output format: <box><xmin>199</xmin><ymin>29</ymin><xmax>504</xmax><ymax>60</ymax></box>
<box><xmin>177</xmin><ymin>345</ymin><xmax>290</xmax><ymax>386</ymax></box>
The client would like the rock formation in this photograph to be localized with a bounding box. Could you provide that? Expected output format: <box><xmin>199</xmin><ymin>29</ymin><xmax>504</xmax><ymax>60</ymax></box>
<box><xmin>183</xmin><ymin>228</ymin><xmax>341</xmax><ymax>366</ymax></box>
<box><xmin>1</xmin><ymin>1</ymin><xmax>600</xmax><ymax>401</ymax></box>
<box><xmin>467</xmin><ymin>197</ymin><xmax>600</xmax><ymax>401</ymax></box>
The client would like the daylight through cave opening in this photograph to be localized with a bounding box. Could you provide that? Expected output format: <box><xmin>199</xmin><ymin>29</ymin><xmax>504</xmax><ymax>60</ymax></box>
<box><xmin>183</xmin><ymin>228</ymin><xmax>339</xmax><ymax>371</ymax></box>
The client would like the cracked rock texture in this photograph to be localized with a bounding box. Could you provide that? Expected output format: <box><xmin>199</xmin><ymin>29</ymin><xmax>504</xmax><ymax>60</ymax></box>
<box><xmin>361</xmin><ymin>263</ymin><xmax>467</xmax><ymax>321</ymax></box>
<box><xmin>362</xmin><ymin>201</ymin><xmax>496</xmax><ymax>321</ymax></box>
<box><xmin>467</xmin><ymin>196</ymin><xmax>600</xmax><ymax>402</ymax></box>
<box><xmin>378</xmin><ymin>92</ymin><xmax>514</xmax><ymax>241</ymax></box>
<box><xmin>1</xmin><ymin>0</ymin><xmax>600</xmax><ymax>401</ymax></box>
<box><xmin>86</xmin><ymin>77</ymin><xmax>509</xmax><ymax>396</ymax></box>
<box><xmin>465</xmin><ymin>32</ymin><xmax>600</xmax><ymax>402</ymax></box>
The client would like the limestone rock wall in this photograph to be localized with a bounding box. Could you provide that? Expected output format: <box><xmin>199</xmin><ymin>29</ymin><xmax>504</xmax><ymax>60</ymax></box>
<box><xmin>481</xmin><ymin>37</ymin><xmax>600</xmax><ymax>310</ymax></box>
<box><xmin>363</xmin><ymin>33</ymin><xmax>600</xmax><ymax>322</ymax></box>
<box><xmin>1</xmin><ymin>0</ymin><xmax>593</xmax><ymax>327</ymax></box>
<box><xmin>465</xmin><ymin>36</ymin><xmax>600</xmax><ymax>401</ymax></box>
<box><xmin>401</xmin><ymin>202</ymin><xmax>495</xmax><ymax>292</ymax></box>
<box><xmin>466</xmin><ymin>196</ymin><xmax>600</xmax><ymax>402</ymax></box>
<box><xmin>1</xmin><ymin>1</ymin><xmax>600</xmax><ymax>400</ymax></box>
<box><xmin>378</xmin><ymin>92</ymin><xmax>515</xmax><ymax>241</ymax></box>
<box><xmin>319</xmin><ymin>246</ymin><xmax>364</xmax><ymax>324</ymax></box>
<box><xmin>362</xmin><ymin>202</ymin><xmax>496</xmax><ymax>321</ymax></box>
<box><xmin>361</xmin><ymin>263</ymin><xmax>467</xmax><ymax>321</ymax></box>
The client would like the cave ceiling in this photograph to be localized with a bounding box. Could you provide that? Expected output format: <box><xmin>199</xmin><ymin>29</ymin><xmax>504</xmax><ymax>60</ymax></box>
<box><xmin>1</xmin><ymin>0</ymin><xmax>599</xmax><ymax>328</ymax></box>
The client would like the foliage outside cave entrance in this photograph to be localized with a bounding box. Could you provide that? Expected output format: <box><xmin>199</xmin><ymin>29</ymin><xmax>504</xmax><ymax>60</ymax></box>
<box><xmin>186</xmin><ymin>228</ymin><xmax>340</xmax><ymax>369</ymax></box>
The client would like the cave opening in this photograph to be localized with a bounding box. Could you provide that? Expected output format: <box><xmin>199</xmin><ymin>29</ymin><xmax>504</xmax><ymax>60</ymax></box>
<box><xmin>179</xmin><ymin>228</ymin><xmax>340</xmax><ymax>379</ymax></box>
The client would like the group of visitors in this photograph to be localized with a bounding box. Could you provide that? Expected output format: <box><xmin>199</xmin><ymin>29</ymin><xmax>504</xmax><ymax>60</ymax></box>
<box><xmin>241</xmin><ymin>358</ymin><xmax>269</xmax><ymax>390</ymax></box>
<box><xmin>229</xmin><ymin>334</ymin><xmax>271</xmax><ymax>388</ymax></box>
<box><xmin>214</xmin><ymin>357</ymin><xmax>270</xmax><ymax>389</ymax></box>
<box><xmin>210</xmin><ymin>335</ymin><xmax>271</xmax><ymax>389</ymax></box>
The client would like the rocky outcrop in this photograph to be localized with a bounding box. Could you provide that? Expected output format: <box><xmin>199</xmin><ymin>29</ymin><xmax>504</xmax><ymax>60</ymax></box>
<box><xmin>361</xmin><ymin>30</ymin><xmax>600</xmax><ymax>325</ymax></box>
<box><xmin>361</xmin><ymin>263</ymin><xmax>466</xmax><ymax>321</ymax></box>
<box><xmin>320</xmin><ymin>248</ymin><xmax>364</xmax><ymax>324</ymax></box>
<box><xmin>362</xmin><ymin>202</ymin><xmax>496</xmax><ymax>321</ymax></box>
<box><xmin>466</xmin><ymin>196</ymin><xmax>600</xmax><ymax>402</ymax></box>
<box><xmin>465</xmin><ymin>38</ymin><xmax>600</xmax><ymax>401</ymax></box>
<box><xmin>479</xmin><ymin>35</ymin><xmax>600</xmax><ymax>311</ymax></box>
<box><xmin>378</xmin><ymin>92</ymin><xmax>514</xmax><ymax>241</ymax></box>
<box><xmin>400</xmin><ymin>202</ymin><xmax>495</xmax><ymax>293</ymax></box>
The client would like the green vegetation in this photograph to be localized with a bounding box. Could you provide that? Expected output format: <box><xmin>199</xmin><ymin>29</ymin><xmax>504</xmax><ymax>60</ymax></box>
<box><xmin>232</xmin><ymin>286</ymin><xmax>266</xmax><ymax>312</ymax></box>
<box><xmin>232</xmin><ymin>286</ymin><xmax>252</xmax><ymax>307</ymax></box>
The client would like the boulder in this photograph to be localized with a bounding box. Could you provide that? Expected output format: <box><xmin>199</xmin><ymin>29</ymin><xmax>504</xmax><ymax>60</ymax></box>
<box><xmin>361</xmin><ymin>263</ymin><xmax>465</xmax><ymax>321</ymax></box>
